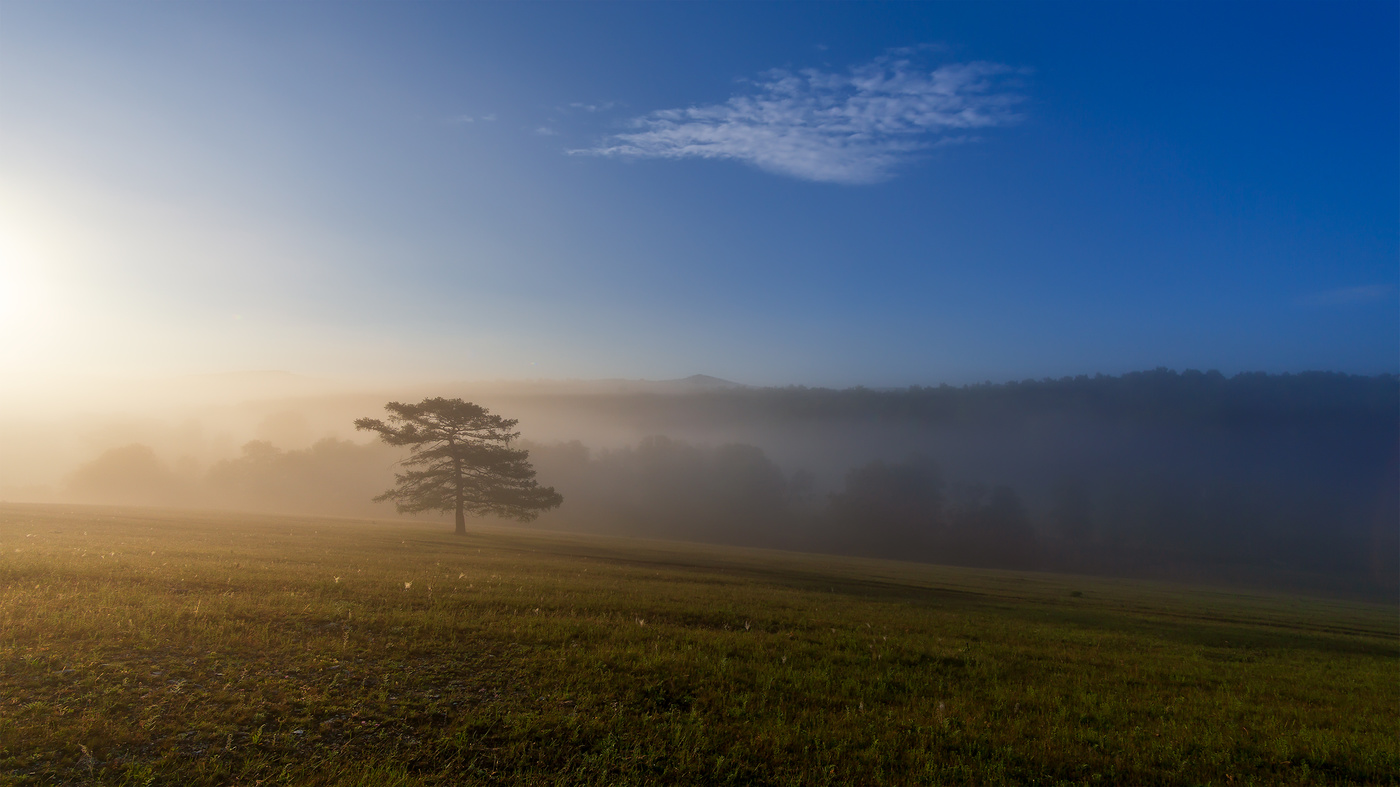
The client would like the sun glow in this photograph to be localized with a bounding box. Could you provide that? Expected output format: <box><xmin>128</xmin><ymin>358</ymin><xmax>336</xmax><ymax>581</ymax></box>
<box><xmin>0</xmin><ymin>193</ymin><xmax>120</xmax><ymax>392</ymax></box>
<box><xmin>0</xmin><ymin>230</ymin><xmax>60</xmax><ymax>369</ymax></box>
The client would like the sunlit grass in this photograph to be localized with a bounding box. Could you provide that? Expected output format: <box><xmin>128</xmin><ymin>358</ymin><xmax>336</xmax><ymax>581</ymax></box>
<box><xmin>1</xmin><ymin>503</ymin><xmax>1395</xmax><ymax>785</ymax></box>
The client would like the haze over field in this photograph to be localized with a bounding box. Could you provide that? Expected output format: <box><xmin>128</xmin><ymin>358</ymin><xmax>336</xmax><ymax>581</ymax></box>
<box><xmin>2</xmin><ymin>369</ymin><xmax>1394</xmax><ymax>597</ymax></box>
<box><xmin>1</xmin><ymin>4</ymin><xmax>1396</xmax><ymax>591</ymax></box>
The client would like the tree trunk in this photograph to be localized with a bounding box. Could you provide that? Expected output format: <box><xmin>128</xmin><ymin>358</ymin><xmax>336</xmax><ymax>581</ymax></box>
<box><xmin>453</xmin><ymin>450</ymin><xmax>466</xmax><ymax>535</ymax></box>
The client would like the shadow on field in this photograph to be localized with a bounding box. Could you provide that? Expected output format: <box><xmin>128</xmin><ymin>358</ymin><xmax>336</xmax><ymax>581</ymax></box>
<box><xmin>436</xmin><ymin>526</ymin><xmax>1399</xmax><ymax>653</ymax></box>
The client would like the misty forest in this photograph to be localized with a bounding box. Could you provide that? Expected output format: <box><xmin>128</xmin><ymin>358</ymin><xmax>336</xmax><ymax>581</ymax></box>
<box><xmin>39</xmin><ymin>369</ymin><xmax>1399</xmax><ymax>596</ymax></box>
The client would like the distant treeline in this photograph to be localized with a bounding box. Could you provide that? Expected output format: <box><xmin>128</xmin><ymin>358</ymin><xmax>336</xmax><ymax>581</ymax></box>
<box><xmin>58</xmin><ymin>369</ymin><xmax>1398</xmax><ymax>595</ymax></box>
<box><xmin>592</xmin><ymin>370</ymin><xmax>1398</xmax><ymax>588</ymax></box>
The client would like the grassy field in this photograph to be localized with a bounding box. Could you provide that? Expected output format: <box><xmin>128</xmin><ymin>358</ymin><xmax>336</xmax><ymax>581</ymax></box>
<box><xmin>0</xmin><ymin>503</ymin><xmax>1395</xmax><ymax>786</ymax></box>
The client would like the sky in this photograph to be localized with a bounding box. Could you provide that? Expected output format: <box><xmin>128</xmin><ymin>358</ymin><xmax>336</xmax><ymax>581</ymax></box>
<box><xmin>1</xmin><ymin>1</ymin><xmax>1396</xmax><ymax>390</ymax></box>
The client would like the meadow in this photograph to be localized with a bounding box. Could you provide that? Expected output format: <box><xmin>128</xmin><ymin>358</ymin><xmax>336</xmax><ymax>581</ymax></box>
<box><xmin>0</xmin><ymin>503</ymin><xmax>1395</xmax><ymax>786</ymax></box>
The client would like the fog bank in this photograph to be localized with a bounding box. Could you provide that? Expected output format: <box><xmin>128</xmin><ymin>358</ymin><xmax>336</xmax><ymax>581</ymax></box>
<box><xmin>3</xmin><ymin>369</ymin><xmax>1395</xmax><ymax>595</ymax></box>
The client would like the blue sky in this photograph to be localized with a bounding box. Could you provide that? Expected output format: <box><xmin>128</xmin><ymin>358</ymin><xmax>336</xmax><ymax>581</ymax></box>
<box><xmin>0</xmin><ymin>1</ymin><xmax>1395</xmax><ymax>388</ymax></box>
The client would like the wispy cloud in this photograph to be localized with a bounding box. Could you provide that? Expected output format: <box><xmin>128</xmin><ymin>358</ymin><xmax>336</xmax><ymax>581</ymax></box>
<box><xmin>447</xmin><ymin>113</ymin><xmax>497</xmax><ymax>125</ymax></box>
<box><xmin>568</xmin><ymin>101</ymin><xmax>619</xmax><ymax>113</ymax></box>
<box><xmin>1301</xmin><ymin>284</ymin><xmax>1394</xmax><ymax>307</ymax></box>
<box><xmin>573</xmin><ymin>53</ymin><xmax>1026</xmax><ymax>184</ymax></box>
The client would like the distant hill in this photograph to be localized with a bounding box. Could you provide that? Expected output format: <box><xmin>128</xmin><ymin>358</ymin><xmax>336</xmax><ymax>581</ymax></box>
<box><xmin>659</xmin><ymin>374</ymin><xmax>748</xmax><ymax>391</ymax></box>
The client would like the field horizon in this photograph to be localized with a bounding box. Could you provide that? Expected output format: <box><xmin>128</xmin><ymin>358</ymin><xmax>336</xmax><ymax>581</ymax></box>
<box><xmin>6</xmin><ymin>499</ymin><xmax>1394</xmax><ymax>605</ymax></box>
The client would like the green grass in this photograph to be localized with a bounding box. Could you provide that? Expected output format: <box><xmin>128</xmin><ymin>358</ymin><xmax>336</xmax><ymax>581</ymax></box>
<box><xmin>1</xmin><ymin>503</ymin><xmax>1395</xmax><ymax>786</ymax></box>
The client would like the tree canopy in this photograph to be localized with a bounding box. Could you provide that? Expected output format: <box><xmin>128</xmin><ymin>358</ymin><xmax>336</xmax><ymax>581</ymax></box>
<box><xmin>355</xmin><ymin>397</ymin><xmax>562</xmax><ymax>534</ymax></box>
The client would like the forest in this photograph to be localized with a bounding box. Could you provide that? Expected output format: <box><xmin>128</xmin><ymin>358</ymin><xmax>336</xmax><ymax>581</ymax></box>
<box><xmin>56</xmin><ymin>369</ymin><xmax>1399</xmax><ymax>595</ymax></box>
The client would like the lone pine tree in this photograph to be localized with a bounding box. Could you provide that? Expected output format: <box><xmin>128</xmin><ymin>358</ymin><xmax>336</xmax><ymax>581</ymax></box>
<box><xmin>355</xmin><ymin>397</ymin><xmax>562</xmax><ymax>534</ymax></box>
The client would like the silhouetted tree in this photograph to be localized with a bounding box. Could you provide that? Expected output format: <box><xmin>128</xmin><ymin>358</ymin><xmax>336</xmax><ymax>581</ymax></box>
<box><xmin>355</xmin><ymin>398</ymin><xmax>562</xmax><ymax>535</ymax></box>
<box><xmin>66</xmin><ymin>443</ymin><xmax>192</xmax><ymax>506</ymax></box>
<box><xmin>1049</xmin><ymin>477</ymin><xmax>1094</xmax><ymax>544</ymax></box>
<box><xmin>522</xmin><ymin>436</ymin><xmax>806</xmax><ymax>548</ymax></box>
<box><xmin>206</xmin><ymin>438</ymin><xmax>399</xmax><ymax>517</ymax></box>
<box><xmin>948</xmin><ymin>483</ymin><xmax>1039</xmax><ymax>569</ymax></box>
<box><xmin>829</xmin><ymin>454</ymin><xmax>945</xmax><ymax>559</ymax></box>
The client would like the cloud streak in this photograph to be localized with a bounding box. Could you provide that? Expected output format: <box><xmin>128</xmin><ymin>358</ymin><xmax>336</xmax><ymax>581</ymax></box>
<box><xmin>447</xmin><ymin>113</ymin><xmax>496</xmax><ymax>124</ymax></box>
<box><xmin>1301</xmin><ymin>284</ymin><xmax>1393</xmax><ymax>307</ymax></box>
<box><xmin>574</xmin><ymin>55</ymin><xmax>1026</xmax><ymax>184</ymax></box>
